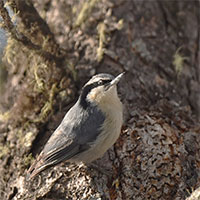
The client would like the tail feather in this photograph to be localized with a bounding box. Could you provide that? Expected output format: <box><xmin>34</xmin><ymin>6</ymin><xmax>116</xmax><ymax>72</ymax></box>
<box><xmin>26</xmin><ymin>154</ymin><xmax>48</xmax><ymax>180</ymax></box>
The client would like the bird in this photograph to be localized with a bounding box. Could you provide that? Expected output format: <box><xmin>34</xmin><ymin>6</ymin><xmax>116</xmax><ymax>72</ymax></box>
<box><xmin>27</xmin><ymin>72</ymin><xmax>124</xmax><ymax>180</ymax></box>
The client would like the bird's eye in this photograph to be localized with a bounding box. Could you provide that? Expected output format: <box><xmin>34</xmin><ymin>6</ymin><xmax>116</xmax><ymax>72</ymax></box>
<box><xmin>98</xmin><ymin>80</ymin><xmax>103</xmax><ymax>85</ymax></box>
<box><xmin>97</xmin><ymin>79</ymin><xmax>111</xmax><ymax>86</ymax></box>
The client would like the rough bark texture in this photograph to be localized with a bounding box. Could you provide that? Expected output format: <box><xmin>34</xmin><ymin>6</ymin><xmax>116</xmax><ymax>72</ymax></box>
<box><xmin>0</xmin><ymin>0</ymin><xmax>199</xmax><ymax>200</ymax></box>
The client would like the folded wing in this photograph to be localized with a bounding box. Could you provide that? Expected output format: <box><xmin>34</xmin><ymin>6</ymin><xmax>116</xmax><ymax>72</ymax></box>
<box><xmin>27</xmin><ymin>102</ymin><xmax>105</xmax><ymax>179</ymax></box>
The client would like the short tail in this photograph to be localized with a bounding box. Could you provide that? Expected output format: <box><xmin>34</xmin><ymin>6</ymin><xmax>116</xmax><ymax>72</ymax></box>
<box><xmin>26</xmin><ymin>154</ymin><xmax>48</xmax><ymax>180</ymax></box>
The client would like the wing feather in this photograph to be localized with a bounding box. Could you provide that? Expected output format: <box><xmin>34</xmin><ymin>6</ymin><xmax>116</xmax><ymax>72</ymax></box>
<box><xmin>27</xmin><ymin>102</ymin><xmax>105</xmax><ymax>179</ymax></box>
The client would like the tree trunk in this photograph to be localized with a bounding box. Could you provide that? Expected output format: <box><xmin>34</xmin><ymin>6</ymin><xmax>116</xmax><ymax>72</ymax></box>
<box><xmin>0</xmin><ymin>0</ymin><xmax>199</xmax><ymax>199</ymax></box>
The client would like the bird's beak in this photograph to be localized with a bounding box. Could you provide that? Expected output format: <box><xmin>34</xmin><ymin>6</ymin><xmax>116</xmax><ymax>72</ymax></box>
<box><xmin>106</xmin><ymin>72</ymin><xmax>125</xmax><ymax>90</ymax></box>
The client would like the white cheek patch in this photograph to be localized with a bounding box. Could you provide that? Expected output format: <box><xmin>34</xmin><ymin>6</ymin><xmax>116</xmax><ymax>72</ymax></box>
<box><xmin>87</xmin><ymin>86</ymin><xmax>104</xmax><ymax>104</ymax></box>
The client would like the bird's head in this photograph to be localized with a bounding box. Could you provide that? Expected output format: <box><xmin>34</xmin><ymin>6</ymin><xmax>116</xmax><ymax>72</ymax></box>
<box><xmin>80</xmin><ymin>72</ymin><xmax>124</xmax><ymax>108</ymax></box>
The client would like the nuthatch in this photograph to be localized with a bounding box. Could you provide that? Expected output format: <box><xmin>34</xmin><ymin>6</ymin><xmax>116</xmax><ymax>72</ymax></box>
<box><xmin>27</xmin><ymin>72</ymin><xmax>124</xmax><ymax>179</ymax></box>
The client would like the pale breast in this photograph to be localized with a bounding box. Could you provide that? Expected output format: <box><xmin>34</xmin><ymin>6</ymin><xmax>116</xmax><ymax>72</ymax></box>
<box><xmin>79</xmin><ymin>92</ymin><xmax>123</xmax><ymax>162</ymax></box>
<box><xmin>72</xmin><ymin>86</ymin><xmax>123</xmax><ymax>163</ymax></box>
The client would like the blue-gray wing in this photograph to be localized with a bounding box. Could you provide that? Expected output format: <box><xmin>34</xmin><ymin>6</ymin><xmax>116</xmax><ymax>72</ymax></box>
<box><xmin>27</xmin><ymin>102</ymin><xmax>105</xmax><ymax>179</ymax></box>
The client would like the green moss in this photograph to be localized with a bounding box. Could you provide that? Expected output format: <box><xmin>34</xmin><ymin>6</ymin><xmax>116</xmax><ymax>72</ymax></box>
<box><xmin>97</xmin><ymin>22</ymin><xmax>106</xmax><ymax>62</ymax></box>
<box><xmin>116</xmin><ymin>19</ymin><xmax>124</xmax><ymax>30</ymax></box>
<box><xmin>0</xmin><ymin>111</ymin><xmax>10</xmax><ymax>122</ymax></box>
<box><xmin>24</xmin><ymin>131</ymin><xmax>34</xmax><ymax>148</ymax></box>
<box><xmin>33</xmin><ymin>83</ymin><xmax>58</xmax><ymax>123</ymax></box>
<box><xmin>0</xmin><ymin>144</ymin><xmax>10</xmax><ymax>159</ymax></box>
<box><xmin>74</xmin><ymin>0</ymin><xmax>99</xmax><ymax>27</ymax></box>
<box><xmin>3</xmin><ymin>37</ymin><xmax>18</xmax><ymax>67</ymax></box>
<box><xmin>65</xmin><ymin>59</ymin><xmax>77</xmax><ymax>81</ymax></box>
<box><xmin>23</xmin><ymin>153</ymin><xmax>34</xmax><ymax>167</ymax></box>
<box><xmin>2</xmin><ymin>36</ymin><xmax>62</xmax><ymax>124</ymax></box>
<box><xmin>173</xmin><ymin>47</ymin><xmax>188</xmax><ymax>77</ymax></box>
<box><xmin>33</xmin><ymin>63</ymin><xmax>47</xmax><ymax>92</ymax></box>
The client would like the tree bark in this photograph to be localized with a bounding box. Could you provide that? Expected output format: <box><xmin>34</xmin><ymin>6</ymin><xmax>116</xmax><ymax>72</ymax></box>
<box><xmin>0</xmin><ymin>0</ymin><xmax>199</xmax><ymax>199</ymax></box>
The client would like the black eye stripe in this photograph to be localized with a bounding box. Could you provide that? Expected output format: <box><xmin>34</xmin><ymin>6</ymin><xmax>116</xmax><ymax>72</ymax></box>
<box><xmin>86</xmin><ymin>79</ymin><xmax>111</xmax><ymax>89</ymax></box>
<box><xmin>103</xmin><ymin>79</ymin><xmax>111</xmax><ymax>84</ymax></box>
<box><xmin>90</xmin><ymin>79</ymin><xmax>111</xmax><ymax>87</ymax></box>
<box><xmin>98</xmin><ymin>79</ymin><xmax>111</xmax><ymax>85</ymax></box>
